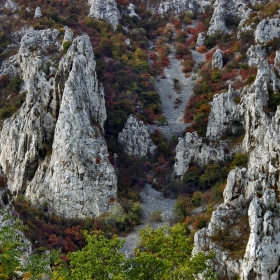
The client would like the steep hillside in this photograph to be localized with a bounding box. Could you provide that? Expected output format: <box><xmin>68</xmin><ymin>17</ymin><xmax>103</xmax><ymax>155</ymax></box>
<box><xmin>1</xmin><ymin>0</ymin><xmax>280</xmax><ymax>279</ymax></box>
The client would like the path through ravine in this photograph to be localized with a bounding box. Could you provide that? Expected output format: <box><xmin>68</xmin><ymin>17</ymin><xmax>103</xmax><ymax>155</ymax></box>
<box><xmin>120</xmin><ymin>42</ymin><xmax>205</xmax><ymax>256</ymax></box>
<box><xmin>149</xmin><ymin>46</ymin><xmax>205</xmax><ymax>138</ymax></box>
<box><xmin>120</xmin><ymin>184</ymin><xmax>176</xmax><ymax>256</ymax></box>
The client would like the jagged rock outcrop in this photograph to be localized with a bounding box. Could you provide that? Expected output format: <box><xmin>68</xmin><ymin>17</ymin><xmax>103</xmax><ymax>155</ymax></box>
<box><xmin>125</xmin><ymin>39</ymin><xmax>131</xmax><ymax>47</ymax></box>
<box><xmin>4</xmin><ymin>0</ymin><xmax>17</xmax><ymax>11</ymax></box>
<box><xmin>0</xmin><ymin>55</ymin><xmax>20</xmax><ymax>79</ymax></box>
<box><xmin>275</xmin><ymin>51</ymin><xmax>280</xmax><ymax>73</ymax></box>
<box><xmin>173</xmin><ymin>132</ymin><xmax>226</xmax><ymax>178</ymax></box>
<box><xmin>207</xmin><ymin>0</ymin><xmax>228</xmax><ymax>35</ymax></box>
<box><xmin>196</xmin><ymin>32</ymin><xmax>206</xmax><ymax>48</ymax></box>
<box><xmin>212</xmin><ymin>48</ymin><xmax>224</xmax><ymax>69</ymax></box>
<box><xmin>207</xmin><ymin>0</ymin><xmax>263</xmax><ymax>35</ymax></box>
<box><xmin>0</xmin><ymin>28</ymin><xmax>117</xmax><ymax>219</ymax></box>
<box><xmin>62</xmin><ymin>26</ymin><xmax>74</xmax><ymax>44</ymax></box>
<box><xmin>118</xmin><ymin>115</ymin><xmax>156</xmax><ymax>157</ymax></box>
<box><xmin>193</xmin><ymin>44</ymin><xmax>280</xmax><ymax>279</ymax></box>
<box><xmin>246</xmin><ymin>44</ymin><xmax>266</xmax><ymax>67</ymax></box>
<box><xmin>127</xmin><ymin>3</ymin><xmax>138</xmax><ymax>17</ymax></box>
<box><xmin>148</xmin><ymin>0</ymin><xmax>211</xmax><ymax>15</ymax></box>
<box><xmin>255</xmin><ymin>18</ymin><xmax>280</xmax><ymax>44</ymax></box>
<box><xmin>206</xmin><ymin>85</ymin><xmax>243</xmax><ymax>140</ymax></box>
<box><xmin>34</xmin><ymin>7</ymin><xmax>42</xmax><ymax>19</ymax></box>
<box><xmin>88</xmin><ymin>0</ymin><xmax>120</xmax><ymax>30</ymax></box>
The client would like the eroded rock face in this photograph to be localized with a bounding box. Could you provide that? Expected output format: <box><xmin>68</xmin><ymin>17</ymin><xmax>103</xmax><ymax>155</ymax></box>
<box><xmin>207</xmin><ymin>0</ymin><xmax>262</xmax><ymax>35</ymax></box>
<box><xmin>206</xmin><ymin>85</ymin><xmax>244</xmax><ymax>140</ymax></box>
<box><xmin>246</xmin><ymin>44</ymin><xmax>266</xmax><ymax>67</ymax></box>
<box><xmin>207</xmin><ymin>0</ymin><xmax>228</xmax><ymax>35</ymax></box>
<box><xmin>193</xmin><ymin>43</ymin><xmax>280</xmax><ymax>279</ymax></box>
<box><xmin>212</xmin><ymin>48</ymin><xmax>224</xmax><ymax>69</ymax></box>
<box><xmin>127</xmin><ymin>3</ymin><xmax>138</xmax><ymax>17</ymax></box>
<box><xmin>0</xmin><ymin>29</ymin><xmax>117</xmax><ymax>219</ymax></box>
<box><xmin>274</xmin><ymin>51</ymin><xmax>280</xmax><ymax>73</ymax></box>
<box><xmin>26</xmin><ymin>35</ymin><xmax>117</xmax><ymax>219</ymax></box>
<box><xmin>4</xmin><ymin>0</ymin><xmax>17</xmax><ymax>11</ymax></box>
<box><xmin>62</xmin><ymin>26</ymin><xmax>74</xmax><ymax>44</ymax></box>
<box><xmin>255</xmin><ymin>18</ymin><xmax>280</xmax><ymax>44</ymax></box>
<box><xmin>0</xmin><ymin>28</ymin><xmax>60</xmax><ymax>196</ymax></box>
<box><xmin>173</xmin><ymin>132</ymin><xmax>226</xmax><ymax>178</ymax></box>
<box><xmin>88</xmin><ymin>0</ymin><xmax>120</xmax><ymax>30</ymax></box>
<box><xmin>34</xmin><ymin>7</ymin><xmax>42</xmax><ymax>19</ymax></box>
<box><xmin>118</xmin><ymin>115</ymin><xmax>156</xmax><ymax>157</ymax></box>
<box><xmin>149</xmin><ymin>0</ymin><xmax>209</xmax><ymax>14</ymax></box>
<box><xmin>196</xmin><ymin>32</ymin><xmax>206</xmax><ymax>48</ymax></box>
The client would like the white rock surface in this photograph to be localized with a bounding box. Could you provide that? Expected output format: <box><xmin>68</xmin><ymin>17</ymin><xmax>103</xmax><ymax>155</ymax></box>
<box><xmin>62</xmin><ymin>26</ymin><xmax>74</xmax><ymax>44</ymax></box>
<box><xmin>207</xmin><ymin>0</ymin><xmax>262</xmax><ymax>35</ymax></box>
<box><xmin>212</xmin><ymin>48</ymin><xmax>224</xmax><ymax>69</ymax></box>
<box><xmin>4</xmin><ymin>0</ymin><xmax>17</xmax><ymax>11</ymax></box>
<box><xmin>148</xmin><ymin>0</ymin><xmax>211</xmax><ymax>15</ymax></box>
<box><xmin>0</xmin><ymin>29</ymin><xmax>117</xmax><ymax>219</ymax></box>
<box><xmin>127</xmin><ymin>3</ymin><xmax>138</xmax><ymax>17</ymax></box>
<box><xmin>193</xmin><ymin>49</ymin><xmax>280</xmax><ymax>279</ymax></box>
<box><xmin>207</xmin><ymin>0</ymin><xmax>228</xmax><ymax>35</ymax></box>
<box><xmin>196</xmin><ymin>32</ymin><xmax>206</xmax><ymax>48</ymax></box>
<box><xmin>125</xmin><ymin>39</ymin><xmax>131</xmax><ymax>47</ymax></box>
<box><xmin>173</xmin><ymin>132</ymin><xmax>225</xmax><ymax>178</ymax></box>
<box><xmin>255</xmin><ymin>18</ymin><xmax>280</xmax><ymax>44</ymax></box>
<box><xmin>118</xmin><ymin>115</ymin><xmax>156</xmax><ymax>157</ymax></box>
<box><xmin>88</xmin><ymin>0</ymin><xmax>120</xmax><ymax>30</ymax></box>
<box><xmin>206</xmin><ymin>85</ymin><xmax>243</xmax><ymax>140</ymax></box>
<box><xmin>34</xmin><ymin>7</ymin><xmax>42</xmax><ymax>19</ymax></box>
<box><xmin>240</xmin><ymin>191</ymin><xmax>280</xmax><ymax>280</ymax></box>
<box><xmin>274</xmin><ymin>51</ymin><xmax>280</xmax><ymax>74</ymax></box>
<box><xmin>246</xmin><ymin>44</ymin><xmax>266</xmax><ymax>67</ymax></box>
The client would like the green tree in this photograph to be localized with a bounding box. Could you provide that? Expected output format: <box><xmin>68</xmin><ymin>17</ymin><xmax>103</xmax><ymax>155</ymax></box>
<box><xmin>134</xmin><ymin>224</ymin><xmax>216</xmax><ymax>280</ymax></box>
<box><xmin>67</xmin><ymin>231</ymin><xmax>126</xmax><ymax>279</ymax></box>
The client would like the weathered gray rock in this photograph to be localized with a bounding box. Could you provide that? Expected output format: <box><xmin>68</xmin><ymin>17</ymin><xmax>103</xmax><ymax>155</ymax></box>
<box><xmin>207</xmin><ymin>0</ymin><xmax>262</xmax><ymax>35</ymax></box>
<box><xmin>4</xmin><ymin>0</ymin><xmax>17</xmax><ymax>11</ymax></box>
<box><xmin>275</xmin><ymin>51</ymin><xmax>280</xmax><ymax>74</ymax></box>
<box><xmin>62</xmin><ymin>26</ymin><xmax>74</xmax><ymax>44</ymax></box>
<box><xmin>255</xmin><ymin>18</ymin><xmax>280</xmax><ymax>44</ymax></box>
<box><xmin>173</xmin><ymin>132</ymin><xmax>226</xmax><ymax>178</ymax></box>
<box><xmin>212</xmin><ymin>49</ymin><xmax>224</xmax><ymax>69</ymax></box>
<box><xmin>148</xmin><ymin>0</ymin><xmax>211</xmax><ymax>15</ymax></box>
<box><xmin>118</xmin><ymin>115</ymin><xmax>156</xmax><ymax>157</ymax></box>
<box><xmin>246</xmin><ymin>44</ymin><xmax>266</xmax><ymax>67</ymax></box>
<box><xmin>127</xmin><ymin>3</ymin><xmax>138</xmax><ymax>18</ymax></box>
<box><xmin>0</xmin><ymin>54</ymin><xmax>20</xmax><ymax>79</ymax></box>
<box><xmin>194</xmin><ymin>51</ymin><xmax>280</xmax><ymax>279</ymax></box>
<box><xmin>196</xmin><ymin>32</ymin><xmax>206</xmax><ymax>48</ymax></box>
<box><xmin>34</xmin><ymin>7</ymin><xmax>42</xmax><ymax>19</ymax></box>
<box><xmin>125</xmin><ymin>39</ymin><xmax>131</xmax><ymax>47</ymax></box>
<box><xmin>88</xmin><ymin>0</ymin><xmax>120</xmax><ymax>30</ymax></box>
<box><xmin>206</xmin><ymin>85</ymin><xmax>243</xmax><ymax>140</ymax></box>
<box><xmin>25</xmin><ymin>35</ymin><xmax>117</xmax><ymax>219</ymax></box>
<box><xmin>207</xmin><ymin>0</ymin><xmax>228</xmax><ymax>35</ymax></box>
<box><xmin>0</xmin><ymin>28</ymin><xmax>60</xmax><ymax>196</ymax></box>
<box><xmin>0</xmin><ymin>29</ymin><xmax>117</xmax><ymax>219</ymax></box>
<box><xmin>240</xmin><ymin>191</ymin><xmax>280</xmax><ymax>280</ymax></box>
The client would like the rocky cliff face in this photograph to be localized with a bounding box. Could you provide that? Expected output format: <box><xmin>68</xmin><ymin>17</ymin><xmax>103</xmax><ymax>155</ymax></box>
<box><xmin>118</xmin><ymin>115</ymin><xmax>156</xmax><ymax>157</ymax></box>
<box><xmin>212</xmin><ymin>48</ymin><xmax>224</xmax><ymax>69</ymax></box>
<box><xmin>173</xmin><ymin>132</ymin><xmax>226</xmax><ymax>178</ymax></box>
<box><xmin>192</xmin><ymin>49</ymin><xmax>280</xmax><ymax>279</ymax></box>
<box><xmin>147</xmin><ymin>0</ymin><xmax>211</xmax><ymax>14</ymax></box>
<box><xmin>255</xmin><ymin>18</ymin><xmax>280</xmax><ymax>44</ymax></box>
<box><xmin>88</xmin><ymin>0</ymin><xmax>120</xmax><ymax>30</ymax></box>
<box><xmin>207</xmin><ymin>0</ymin><xmax>263</xmax><ymax>35</ymax></box>
<box><xmin>0</xmin><ymin>28</ymin><xmax>117</xmax><ymax>219</ymax></box>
